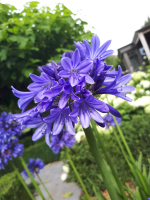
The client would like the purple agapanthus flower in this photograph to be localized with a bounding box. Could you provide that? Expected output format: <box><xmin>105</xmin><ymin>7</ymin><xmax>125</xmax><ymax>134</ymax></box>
<box><xmin>0</xmin><ymin>112</ymin><xmax>24</xmax><ymax>169</ymax></box>
<box><xmin>59</xmin><ymin>49</ymin><xmax>94</xmax><ymax>87</ymax></box>
<box><xmin>12</xmin><ymin>34</ymin><xmax>135</xmax><ymax>150</ymax></box>
<box><xmin>50</xmin><ymin>130</ymin><xmax>76</xmax><ymax>154</ymax></box>
<box><xmin>22</xmin><ymin>158</ymin><xmax>44</xmax><ymax>178</ymax></box>
<box><xmin>103</xmin><ymin>114</ymin><xmax>121</xmax><ymax>129</ymax></box>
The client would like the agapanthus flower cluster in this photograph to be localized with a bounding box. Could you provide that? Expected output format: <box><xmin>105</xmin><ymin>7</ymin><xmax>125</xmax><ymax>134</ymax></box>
<box><xmin>51</xmin><ymin>130</ymin><xmax>76</xmax><ymax>154</ymax></box>
<box><xmin>12</xmin><ymin>35</ymin><xmax>135</xmax><ymax>150</ymax></box>
<box><xmin>22</xmin><ymin>158</ymin><xmax>44</xmax><ymax>178</ymax></box>
<box><xmin>103</xmin><ymin>114</ymin><xmax>121</xmax><ymax>129</ymax></box>
<box><xmin>0</xmin><ymin>111</ymin><xmax>24</xmax><ymax>170</ymax></box>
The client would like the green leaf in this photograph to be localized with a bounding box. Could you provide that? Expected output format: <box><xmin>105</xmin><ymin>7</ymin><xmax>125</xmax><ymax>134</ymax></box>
<box><xmin>0</xmin><ymin>49</ymin><xmax>7</xmax><ymax>61</ymax></box>
<box><xmin>62</xmin><ymin>192</ymin><xmax>73</xmax><ymax>198</ymax></box>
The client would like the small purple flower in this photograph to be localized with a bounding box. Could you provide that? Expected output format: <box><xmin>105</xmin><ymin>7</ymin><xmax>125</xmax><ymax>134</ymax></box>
<box><xmin>75</xmin><ymin>35</ymin><xmax>114</xmax><ymax>62</ymax></box>
<box><xmin>59</xmin><ymin>49</ymin><xmax>94</xmax><ymax>87</ymax></box>
<box><xmin>0</xmin><ymin>111</ymin><xmax>24</xmax><ymax>169</ymax></box>
<box><xmin>104</xmin><ymin>114</ymin><xmax>121</xmax><ymax>129</ymax></box>
<box><xmin>70</xmin><ymin>95</ymin><xmax>109</xmax><ymax>129</ymax></box>
<box><xmin>22</xmin><ymin>158</ymin><xmax>44</xmax><ymax>178</ymax></box>
<box><xmin>51</xmin><ymin>130</ymin><xmax>76</xmax><ymax>154</ymax></box>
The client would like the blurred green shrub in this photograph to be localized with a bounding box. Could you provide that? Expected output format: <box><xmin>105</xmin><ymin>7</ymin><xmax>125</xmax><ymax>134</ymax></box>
<box><xmin>61</xmin><ymin>114</ymin><xmax>150</xmax><ymax>195</ymax></box>
<box><xmin>0</xmin><ymin>140</ymin><xmax>60</xmax><ymax>176</ymax></box>
<box><xmin>0</xmin><ymin>1</ymin><xmax>93</xmax><ymax>113</ymax></box>
<box><xmin>105</xmin><ymin>55</ymin><xmax>125</xmax><ymax>71</ymax></box>
<box><xmin>0</xmin><ymin>171</ymin><xmax>30</xmax><ymax>200</ymax></box>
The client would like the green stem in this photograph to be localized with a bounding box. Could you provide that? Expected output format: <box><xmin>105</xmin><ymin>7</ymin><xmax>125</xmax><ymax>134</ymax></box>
<box><xmin>113</xmin><ymin>116</ymin><xmax>135</xmax><ymax>164</ymax></box>
<box><xmin>67</xmin><ymin>152</ymin><xmax>91</xmax><ymax>200</ymax></box>
<box><xmin>91</xmin><ymin>119</ymin><xmax>128</xmax><ymax>200</ymax></box>
<box><xmin>19</xmin><ymin>157</ymin><xmax>46</xmax><ymax>200</ymax></box>
<box><xmin>83</xmin><ymin>125</ymin><xmax>119</xmax><ymax>200</ymax></box>
<box><xmin>11</xmin><ymin>162</ymin><xmax>35</xmax><ymax>200</ymax></box>
<box><xmin>36</xmin><ymin>173</ymin><xmax>54</xmax><ymax>200</ymax></box>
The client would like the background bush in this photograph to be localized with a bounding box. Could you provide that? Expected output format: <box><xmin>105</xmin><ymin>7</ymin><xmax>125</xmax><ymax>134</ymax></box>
<box><xmin>0</xmin><ymin>171</ymin><xmax>30</xmax><ymax>200</ymax></box>
<box><xmin>61</xmin><ymin>114</ymin><xmax>150</xmax><ymax>195</ymax></box>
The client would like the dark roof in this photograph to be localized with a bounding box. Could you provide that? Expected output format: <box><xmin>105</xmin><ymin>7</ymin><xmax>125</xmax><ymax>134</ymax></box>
<box><xmin>118</xmin><ymin>24</ymin><xmax>150</xmax><ymax>57</ymax></box>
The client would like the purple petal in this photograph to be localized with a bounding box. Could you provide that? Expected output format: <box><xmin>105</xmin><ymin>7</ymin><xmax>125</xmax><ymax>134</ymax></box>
<box><xmin>72</xmin><ymin>49</ymin><xmax>80</xmax><ymax>67</ymax></box>
<box><xmin>116</xmin><ymin>66</ymin><xmax>122</xmax><ymax>81</ymax></box>
<box><xmin>30</xmin><ymin>74</ymin><xmax>43</xmax><ymax>82</ymax></box>
<box><xmin>97</xmin><ymin>40</ymin><xmax>111</xmax><ymax>56</ymax></box>
<box><xmin>45</xmin><ymin>133</ymin><xmax>51</xmax><ymax>147</ymax></box>
<box><xmin>115</xmin><ymin>93</ymin><xmax>132</xmax><ymax>102</ymax></box>
<box><xmin>65</xmin><ymin>118</ymin><xmax>75</xmax><ymax>135</ymax></box>
<box><xmin>115</xmin><ymin>74</ymin><xmax>131</xmax><ymax>87</ymax></box>
<box><xmin>12</xmin><ymin>86</ymin><xmax>35</xmax><ymax>98</ymax></box>
<box><xmin>79</xmin><ymin>108</ymin><xmax>90</xmax><ymax>129</ymax></box>
<box><xmin>69</xmin><ymin>75</ymin><xmax>79</xmax><ymax>87</ymax></box>
<box><xmin>69</xmin><ymin>108</ymin><xmax>79</xmax><ymax>118</ymax></box>
<box><xmin>58</xmin><ymin>93</ymin><xmax>70</xmax><ymax>109</ymax></box>
<box><xmin>42</xmin><ymin>66</ymin><xmax>55</xmax><ymax>78</ymax></box>
<box><xmin>28</xmin><ymin>83</ymin><xmax>43</xmax><ymax>92</ymax></box>
<box><xmin>91</xmin><ymin>35</ymin><xmax>100</xmax><ymax>57</ymax></box>
<box><xmin>89</xmin><ymin>107</ymin><xmax>104</xmax><ymax>123</ymax></box>
<box><xmin>76</xmin><ymin>60</ymin><xmax>93</xmax><ymax>73</ymax></box>
<box><xmin>107</xmin><ymin>104</ymin><xmax>121</xmax><ymax>118</ymax></box>
<box><xmin>85</xmin><ymin>74</ymin><xmax>94</xmax><ymax>84</ymax></box>
<box><xmin>83</xmin><ymin>40</ymin><xmax>91</xmax><ymax>55</ymax></box>
<box><xmin>52</xmin><ymin>114</ymin><xmax>64</xmax><ymax>135</ymax></box>
<box><xmin>44</xmin><ymin>85</ymin><xmax>63</xmax><ymax>97</ymax></box>
<box><xmin>100</xmin><ymin>50</ymin><xmax>114</xmax><ymax>60</ymax></box>
<box><xmin>44</xmin><ymin>108</ymin><xmax>61</xmax><ymax>123</ymax></box>
<box><xmin>85</xmin><ymin>95</ymin><xmax>106</xmax><ymax>111</ymax></box>
<box><xmin>117</xmin><ymin>86</ymin><xmax>135</xmax><ymax>93</ymax></box>
<box><xmin>61</xmin><ymin>57</ymin><xmax>72</xmax><ymax>70</ymax></box>
<box><xmin>32</xmin><ymin>124</ymin><xmax>46</xmax><ymax>141</ymax></box>
<box><xmin>18</xmin><ymin>97</ymin><xmax>34</xmax><ymax>112</ymax></box>
<box><xmin>59</xmin><ymin>70</ymin><xmax>70</xmax><ymax>78</ymax></box>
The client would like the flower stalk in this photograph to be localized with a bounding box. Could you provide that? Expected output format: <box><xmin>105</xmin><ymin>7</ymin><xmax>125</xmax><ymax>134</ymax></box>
<box><xmin>11</xmin><ymin>162</ymin><xmax>35</xmax><ymax>200</ymax></box>
<box><xmin>90</xmin><ymin>119</ymin><xmax>128</xmax><ymax>200</ymax></box>
<box><xmin>83</xmin><ymin>125</ymin><xmax>119</xmax><ymax>200</ymax></box>
<box><xmin>36</xmin><ymin>173</ymin><xmax>54</xmax><ymax>200</ymax></box>
<box><xmin>67</xmin><ymin>151</ymin><xmax>91</xmax><ymax>200</ymax></box>
<box><xmin>19</xmin><ymin>157</ymin><xmax>46</xmax><ymax>200</ymax></box>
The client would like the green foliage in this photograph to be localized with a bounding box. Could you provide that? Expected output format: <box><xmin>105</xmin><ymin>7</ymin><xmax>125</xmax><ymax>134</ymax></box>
<box><xmin>0</xmin><ymin>171</ymin><xmax>30</xmax><ymax>200</ymax></box>
<box><xmin>0</xmin><ymin>140</ymin><xmax>60</xmax><ymax>176</ymax></box>
<box><xmin>143</xmin><ymin>16</ymin><xmax>150</xmax><ymax>27</ymax></box>
<box><xmin>0</xmin><ymin>1</ymin><xmax>93</xmax><ymax>112</ymax></box>
<box><xmin>61</xmin><ymin>114</ymin><xmax>150</xmax><ymax>195</ymax></box>
<box><xmin>105</xmin><ymin>55</ymin><xmax>125</xmax><ymax>71</ymax></box>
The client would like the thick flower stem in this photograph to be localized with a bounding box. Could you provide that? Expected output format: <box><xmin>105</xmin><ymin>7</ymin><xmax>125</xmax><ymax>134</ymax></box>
<box><xmin>36</xmin><ymin>173</ymin><xmax>54</xmax><ymax>200</ymax></box>
<box><xmin>67</xmin><ymin>152</ymin><xmax>91</xmax><ymax>200</ymax></box>
<box><xmin>83</xmin><ymin>125</ymin><xmax>119</xmax><ymax>200</ymax></box>
<box><xmin>11</xmin><ymin>162</ymin><xmax>35</xmax><ymax>200</ymax></box>
<box><xmin>19</xmin><ymin>157</ymin><xmax>46</xmax><ymax>200</ymax></box>
<box><xmin>90</xmin><ymin>119</ymin><xmax>128</xmax><ymax>200</ymax></box>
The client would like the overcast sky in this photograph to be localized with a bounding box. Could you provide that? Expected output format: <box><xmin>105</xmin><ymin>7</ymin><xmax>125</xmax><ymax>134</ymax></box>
<box><xmin>1</xmin><ymin>0</ymin><xmax>150</xmax><ymax>55</ymax></box>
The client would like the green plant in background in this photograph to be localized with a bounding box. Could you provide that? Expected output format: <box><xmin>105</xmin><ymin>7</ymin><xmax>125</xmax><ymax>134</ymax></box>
<box><xmin>0</xmin><ymin>1</ymin><xmax>93</xmax><ymax>113</ymax></box>
<box><xmin>0</xmin><ymin>171</ymin><xmax>31</xmax><ymax>200</ymax></box>
<box><xmin>61</xmin><ymin>114</ymin><xmax>150</xmax><ymax>196</ymax></box>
